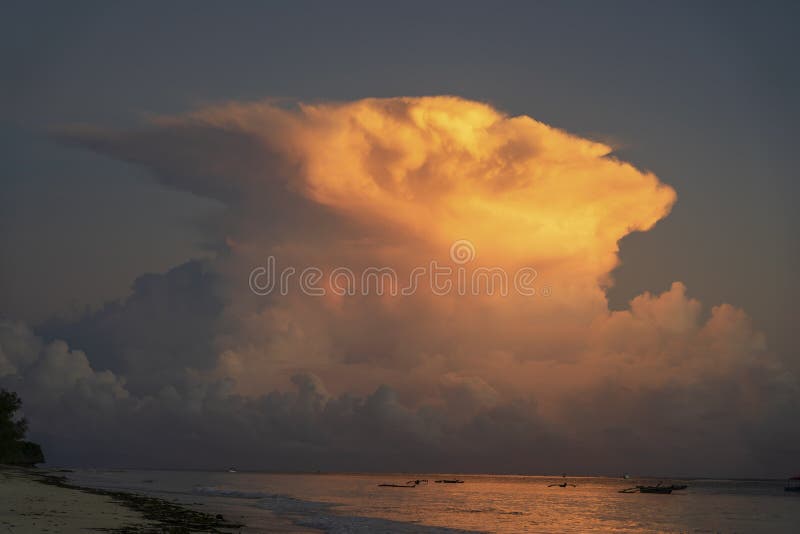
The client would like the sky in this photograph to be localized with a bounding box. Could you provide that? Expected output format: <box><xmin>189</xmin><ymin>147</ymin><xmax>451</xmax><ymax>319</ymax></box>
<box><xmin>0</xmin><ymin>1</ymin><xmax>798</xmax><ymax>476</ymax></box>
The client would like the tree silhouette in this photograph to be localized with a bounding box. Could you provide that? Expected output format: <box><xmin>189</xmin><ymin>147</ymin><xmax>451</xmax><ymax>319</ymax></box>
<box><xmin>0</xmin><ymin>389</ymin><xmax>44</xmax><ymax>466</ymax></box>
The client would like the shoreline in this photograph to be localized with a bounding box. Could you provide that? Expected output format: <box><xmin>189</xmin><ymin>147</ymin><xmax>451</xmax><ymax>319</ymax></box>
<box><xmin>1</xmin><ymin>465</ymin><xmax>245</xmax><ymax>533</ymax></box>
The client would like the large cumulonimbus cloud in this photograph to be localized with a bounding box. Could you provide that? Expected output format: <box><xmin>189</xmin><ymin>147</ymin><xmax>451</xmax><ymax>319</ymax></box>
<box><xmin>2</xmin><ymin>96</ymin><xmax>794</xmax><ymax>475</ymax></box>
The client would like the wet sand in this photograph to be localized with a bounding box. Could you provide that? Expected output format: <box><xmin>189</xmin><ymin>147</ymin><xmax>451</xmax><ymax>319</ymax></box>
<box><xmin>0</xmin><ymin>466</ymin><xmax>245</xmax><ymax>533</ymax></box>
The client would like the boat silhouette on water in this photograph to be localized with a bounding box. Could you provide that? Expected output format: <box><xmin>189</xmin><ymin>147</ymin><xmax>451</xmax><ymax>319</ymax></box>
<box><xmin>638</xmin><ymin>485</ymin><xmax>673</xmax><ymax>494</ymax></box>
<box><xmin>548</xmin><ymin>474</ymin><xmax>577</xmax><ymax>488</ymax></box>
<box><xmin>619</xmin><ymin>482</ymin><xmax>687</xmax><ymax>494</ymax></box>
<box><xmin>378</xmin><ymin>479</ymin><xmax>428</xmax><ymax>488</ymax></box>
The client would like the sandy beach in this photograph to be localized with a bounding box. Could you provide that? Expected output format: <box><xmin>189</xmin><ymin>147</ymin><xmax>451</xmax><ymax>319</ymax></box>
<box><xmin>0</xmin><ymin>466</ymin><xmax>246</xmax><ymax>533</ymax></box>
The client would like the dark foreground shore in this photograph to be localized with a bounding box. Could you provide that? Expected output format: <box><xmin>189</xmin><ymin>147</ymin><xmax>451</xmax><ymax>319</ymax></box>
<box><xmin>0</xmin><ymin>466</ymin><xmax>245</xmax><ymax>533</ymax></box>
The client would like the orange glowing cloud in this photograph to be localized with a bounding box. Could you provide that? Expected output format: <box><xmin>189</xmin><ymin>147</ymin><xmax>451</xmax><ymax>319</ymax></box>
<box><xmin>36</xmin><ymin>96</ymin><xmax>796</xmax><ymax>474</ymax></box>
<box><xmin>169</xmin><ymin>96</ymin><xmax>676</xmax><ymax>283</ymax></box>
<box><xmin>55</xmin><ymin>96</ymin><xmax>690</xmax><ymax>400</ymax></box>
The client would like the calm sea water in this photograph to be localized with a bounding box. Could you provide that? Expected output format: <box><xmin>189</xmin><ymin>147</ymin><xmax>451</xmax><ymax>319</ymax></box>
<box><xmin>67</xmin><ymin>470</ymin><xmax>799</xmax><ymax>533</ymax></box>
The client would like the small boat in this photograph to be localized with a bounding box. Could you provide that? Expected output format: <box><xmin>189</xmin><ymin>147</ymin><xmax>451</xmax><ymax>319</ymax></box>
<box><xmin>785</xmin><ymin>475</ymin><xmax>800</xmax><ymax>492</ymax></box>
<box><xmin>619</xmin><ymin>482</ymin><xmax>685</xmax><ymax>494</ymax></box>
<box><xmin>227</xmin><ymin>468</ymin><xmax>237</xmax><ymax>473</ymax></box>
<box><xmin>378</xmin><ymin>483</ymin><xmax>415</xmax><ymax>488</ymax></box>
<box><xmin>638</xmin><ymin>485</ymin><xmax>672</xmax><ymax>494</ymax></box>
<box><xmin>434</xmin><ymin>479</ymin><xmax>464</xmax><ymax>484</ymax></box>
<box><xmin>548</xmin><ymin>475</ymin><xmax>576</xmax><ymax>488</ymax></box>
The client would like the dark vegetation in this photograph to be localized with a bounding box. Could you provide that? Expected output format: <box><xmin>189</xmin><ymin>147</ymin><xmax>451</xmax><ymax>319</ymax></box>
<box><xmin>0</xmin><ymin>389</ymin><xmax>44</xmax><ymax>466</ymax></box>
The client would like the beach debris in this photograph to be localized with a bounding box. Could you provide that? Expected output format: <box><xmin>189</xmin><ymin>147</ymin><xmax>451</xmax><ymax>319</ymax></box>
<box><xmin>30</xmin><ymin>470</ymin><xmax>245</xmax><ymax>530</ymax></box>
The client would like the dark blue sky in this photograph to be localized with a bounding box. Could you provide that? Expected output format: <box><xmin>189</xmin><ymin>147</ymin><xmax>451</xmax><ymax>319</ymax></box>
<box><xmin>2</xmin><ymin>1</ymin><xmax>797</xmax><ymax>365</ymax></box>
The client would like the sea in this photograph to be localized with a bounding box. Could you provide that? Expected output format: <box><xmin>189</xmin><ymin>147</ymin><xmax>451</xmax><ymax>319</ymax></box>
<box><xmin>66</xmin><ymin>470</ymin><xmax>799</xmax><ymax>533</ymax></box>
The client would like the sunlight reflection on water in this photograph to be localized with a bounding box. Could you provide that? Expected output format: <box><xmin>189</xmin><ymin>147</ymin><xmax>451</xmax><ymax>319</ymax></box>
<box><xmin>70</xmin><ymin>471</ymin><xmax>800</xmax><ymax>533</ymax></box>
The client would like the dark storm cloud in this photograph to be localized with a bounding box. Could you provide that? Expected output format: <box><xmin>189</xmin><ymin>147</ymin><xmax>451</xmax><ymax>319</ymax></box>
<box><xmin>37</xmin><ymin>260</ymin><xmax>223</xmax><ymax>394</ymax></box>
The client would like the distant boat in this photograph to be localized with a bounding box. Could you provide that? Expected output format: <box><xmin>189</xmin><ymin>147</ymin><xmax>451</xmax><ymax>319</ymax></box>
<box><xmin>619</xmin><ymin>482</ymin><xmax>686</xmax><ymax>494</ymax></box>
<box><xmin>378</xmin><ymin>479</ymin><xmax>427</xmax><ymax>488</ymax></box>
<box><xmin>548</xmin><ymin>474</ymin><xmax>576</xmax><ymax>488</ymax></box>
<box><xmin>622</xmin><ymin>473</ymin><xmax>631</xmax><ymax>479</ymax></box>
<box><xmin>434</xmin><ymin>479</ymin><xmax>464</xmax><ymax>484</ymax></box>
<box><xmin>227</xmin><ymin>468</ymin><xmax>237</xmax><ymax>473</ymax></box>
<box><xmin>638</xmin><ymin>485</ymin><xmax>673</xmax><ymax>494</ymax></box>
<box><xmin>785</xmin><ymin>475</ymin><xmax>800</xmax><ymax>492</ymax></box>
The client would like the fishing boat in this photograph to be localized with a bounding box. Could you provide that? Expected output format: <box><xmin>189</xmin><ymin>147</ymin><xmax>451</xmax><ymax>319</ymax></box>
<box><xmin>548</xmin><ymin>474</ymin><xmax>576</xmax><ymax>488</ymax></box>
<box><xmin>638</xmin><ymin>485</ymin><xmax>672</xmax><ymax>494</ymax></box>
<box><xmin>434</xmin><ymin>479</ymin><xmax>464</xmax><ymax>484</ymax></box>
<box><xmin>785</xmin><ymin>475</ymin><xmax>800</xmax><ymax>492</ymax></box>
<box><xmin>548</xmin><ymin>482</ymin><xmax>577</xmax><ymax>488</ymax></box>
<box><xmin>619</xmin><ymin>482</ymin><xmax>686</xmax><ymax>494</ymax></box>
<box><xmin>379</xmin><ymin>479</ymin><xmax>427</xmax><ymax>488</ymax></box>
